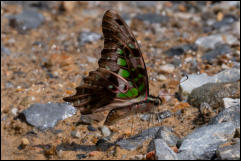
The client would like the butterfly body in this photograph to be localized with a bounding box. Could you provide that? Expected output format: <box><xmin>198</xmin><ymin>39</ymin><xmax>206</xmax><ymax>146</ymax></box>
<box><xmin>63</xmin><ymin>10</ymin><xmax>162</xmax><ymax>125</ymax></box>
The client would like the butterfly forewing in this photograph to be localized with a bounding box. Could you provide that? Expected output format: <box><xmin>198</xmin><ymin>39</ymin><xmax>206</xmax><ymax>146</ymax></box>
<box><xmin>100</xmin><ymin>10</ymin><xmax>149</xmax><ymax>99</ymax></box>
<box><xmin>64</xmin><ymin>10</ymin><xmax>150</xmax><ymax>114</ymax></box>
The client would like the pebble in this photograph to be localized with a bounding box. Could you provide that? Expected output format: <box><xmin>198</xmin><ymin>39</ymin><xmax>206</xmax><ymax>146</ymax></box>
<box><xmin>195</xmin><ymin>34</ymin><xmax>238</xmax><ymax>50</ymax></box>
<box><xmin>134</xmin><ymin>13</ymin><xmax>169</xmax><ymax>24</ymax></box>
<box><xmin>8</xmin><ymin>9</ymin><xmax>44</xmax><ymax>33</ymax></box>
<box><xmin>159</xmin><ymin>64</ymin><xmax>175</xmax><ymax>73</ymax></box>
<box><xmin>100</xmin><ymin>126</ymin><xmax>111</xmax><ymax>137</ymax></box>
<box><xmin>76</xmin><ymin>153</ymin><xmax>87</xmax><ymax>159</ymax></box>
<box><xmin>86</xmin><ymin>56</ymin><xmax>97</xmax><ymax>63</ymax></box>
<box><xmin>140</xmin><ymin>114</ymin><xmax>151</xmax><ymax>121</ymax></box>
<box><xmin>201</xmin><ymin>44</ymin><xmax>232</xmax><ymax>62</ymax></box>
<box><xmin>87</xmin><ymin>125</ymin><xmax>97</xmax><ymax>131</ymax></box>
<box><xmin>154</xmin><ymin>139</ymin><xmax>178</xmax><ymax>160</ymax></box>
<box><xmin>21</xmin><ymin>138</ymin><xmax>30</xmax><ymax>146</ymax></box>
<box><xmin>1</xmin><ymin>45</ymin><xmax>11</xmax><ymax>55</ymax></box>
<box><xmin>11</xmin><ymin>107</ymin><xmax>18</xmax><ymax>116</ymax></box>
<box><xmin>71</xmin><ymin>130</ymin><xmax>81</xmax><ymax>138</ymax></box>
<box><xmin>164</xmin><ymin>44</ymin><xmax>197</xmax><ymax>56</ymax></box>
<box><xmin>78</xmin><ymin>32</ymin><xmax>101</xmax><ymax>46</ymax></box>
<box><xmin>79</xmin><ymin>115</ymin><xmax>93</xmax><ymax>125</ymax></box>
<box><xmin>157</xmin><ymin>74</ymin><xmax>167</xmax><ymax>81</ymax></box>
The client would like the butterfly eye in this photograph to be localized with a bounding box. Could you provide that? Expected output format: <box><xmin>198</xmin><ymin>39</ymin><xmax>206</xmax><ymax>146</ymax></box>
<box><xmin>154</xmin><ymin>99</ymin><xmax>159</xmax><ymax>106</ymax></box>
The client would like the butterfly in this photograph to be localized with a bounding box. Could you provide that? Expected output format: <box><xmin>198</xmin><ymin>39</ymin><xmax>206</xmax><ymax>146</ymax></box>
<box><xmin>63</xmin><ymin>10</ymin><xmax>162</xmax><ymax>125</ymax></box>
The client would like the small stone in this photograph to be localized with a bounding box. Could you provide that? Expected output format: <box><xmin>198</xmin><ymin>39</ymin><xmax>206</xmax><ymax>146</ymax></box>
<box><xmin>79</xmin><ymin>115</ymin><xmax>93</xmax><ymax>125</ymax></box>
<box><xmin>100</xmin><ymin>126</ymin><xmax>111</xmax><ymax>137</ymax></box>
<box><xmin>86</xmin><ymin>56</ymin><xmax>97</xmax><ymax>63</ymax></box>
<box><xmin>157</xmin><ymin>74</ymin><xmax>167</xmax><ymax>81</ymax></box>
<box><xmin>201</xmin><ymin>44</ymin><xmax>231</xmax><ymax>62</ymax></box>
<box><xmin>8</xmin><ymin>9</ymin><xmax>44</xmax><ymax>33</ymax></box>
<box><xmin>78</xmin><ymin>31</ymin><xmax>101</xmax><ymax>46</ymax></box>
<box><xmin>76</xmin><ymin>153</ymin><xmax>87</xmax><ymax>159</ymax></box>
<box><xmin>11</xmin><ymin>107</ymin><xmax>18</xmax><ymax>116</ymax></box>
<box><xmin>130</xmin><ymin>154</ymin><xmax>145</xmax><ymax>160</ymax></box>
<box><xmin>71</xmin><ymin>130</ymin><xmax>81</xmax><ymax>138</ymax></box>
<box><xmin>195</xmin><ymin>34</ymin><xmax>238</xmax><ymax>50</ymax></box>
<box><xmin>164</xmin><ymin>44</ymin><xmax>197</xmax><ymax>56</ymax></box>
<box><xmin>21</xmin><ymin>138</ymin><xmax>30</xmax><ymax>146</ymax></box>
<box><xmin>159</xmin><ymin>64</ymin><xmax>175</xmax><ymax>73</ymax></box>
<box><xmin>87</xmin><ymin>125</ymin><xmax>97</xmax><ymax>131</ymax></box>
<box><xmin>156</xmin><ymin>110</ymin><xmax>172</xmax><ymax>120</ymax></box>
<box><xmin>1</xmin><ymin>45</ymin><xmax>11</xmax><ymax>55</ymax></box>
<box><xmin>134</xmin><ymin>13</ymin><xmax>169</xmax><ymax>24</ymax></box>
<box><xmin>140</xmin><ymin>114</ymin><xmax>151</xmax><ymax>121</ymax></box>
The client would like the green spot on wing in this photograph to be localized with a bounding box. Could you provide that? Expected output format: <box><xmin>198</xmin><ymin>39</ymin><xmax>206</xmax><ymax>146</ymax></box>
<box><xmin>134</xmin><ymin>77</ymin><xmax>139</xmax><ymax>82</ymax></box>
<box><xmin>138</xmin><ymin>83</ymin><xmax>145</xmax><ymax>92</ymax></box>
<box><xmin>117</xmin><ymin>88</ymin><xmax>138</xmax><ymax>98</ymax></box>
<box><xmin>130</xmin><ymin>88</ymin><xmax>138</xmax><ymax>97</ymax></box>
<box><xmin>117</xmin><ymin>93</ymin><xmax>127</xmax><ymax>98</ymax></box>
<box><xmin>117</xmin><ymin>58</ymin><xmax>127</xmax><ymax>66</ymax></box>
<box><xmin>128</xmin><ymin>44</ymin><xmax>135</xmax><ymax>49</ymax></box>
<box><xmin>117</xmin><ymin>48</ymin><xmax>124</xmax><ymax>55</ymax></box>
<box><xmin>118</xmin><ymin>69</ymin><xmax>130</xmax><ymax>78</ymax></box>
<box><xmin>138</xmin><ymin>73</ymin><xmax>143</xmax><ymax>78</ymax></box>
<box><xmin>105</xmin><ymin>66</ymin><xmax>111</xmax><ymax>70</ymax></box>
<box><xmin>134</xmin><ymin>74</ymin><xmax>144</xmax><ymax>82</ymax></box>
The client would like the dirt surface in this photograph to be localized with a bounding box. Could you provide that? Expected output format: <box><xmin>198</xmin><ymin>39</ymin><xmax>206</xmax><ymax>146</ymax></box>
<box><xmin>1</xmin><ymin>1</ymin><xmax>240</xmax><ymax>160</ymax></box>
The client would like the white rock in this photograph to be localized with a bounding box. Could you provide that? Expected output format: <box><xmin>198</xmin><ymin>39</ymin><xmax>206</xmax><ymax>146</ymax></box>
<box><xmin>159</xmin><ymin>64</ymin><xmax>175</xmax><ymax>73</ymax></box>
<box><xmin>223</xmin><ymin>98</ymin><xmax>240</xmax><ymax>108</ymax></box>
<box><xmin>195</xmin><ymin>34</ymin><xmax>238</xmax><ymax>50</ymax></box>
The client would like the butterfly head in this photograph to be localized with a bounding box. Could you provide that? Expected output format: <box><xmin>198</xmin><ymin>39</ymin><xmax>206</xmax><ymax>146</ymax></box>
<box><xmin>147</xmin><ymin>95</ymin><xmax>162</xmax><ymax>106</ymax></box>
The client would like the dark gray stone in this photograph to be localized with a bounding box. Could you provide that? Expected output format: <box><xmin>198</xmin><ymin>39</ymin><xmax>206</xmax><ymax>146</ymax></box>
<box><xmin>164</xmin><ymin>44</ymin><xmax>197</xmax><ymax>56</ymax></box>
<box><xmin>195</xmin><ymin>34</ymin><xmax>238</xmax><ymax>50</ymax></box>
<box><xmin>188</xmin><ymin>82</ymin><xmax>240</xmax><ymax>110</ymax></box>
<box><xmin>1</xmin><ymin>44</ymin><xmax>11</xmax><ymax>55</ymax></box>
<box><xmin>8</xmin><ymin>9</ymin><xmax>44</xmax><ymax>33</ymax></box>
<box><xmin>216</xmin><ymin>139</ymin><xmax>240</xmax><ymax>160</ymax></box>
<box><xmin>148</xmin><ymin>127</ymin><xmax>179</xmax><ymax>152</ymax></box>
<box><xmin>78</xmin><ymin>32</ymin><xmax>101</xmax><ymax>46</ymax></box>
<box><xmin>201</xmin><ymin>44</ymin><xmax>232</xmax><ymax>62</ymax></box>
<box><xmin>156</xmin><ymin>110</ymin><xmax>172</xmax><ymax>120</ymax></box>
<box><xmin>116</xmin><ymin>127</ymin><xmax>160</xmax><ymax>150</ymax></box>
<box><xmin>134</xmin><ymin>13</ymin><xmax>169</xmax><ymax>24</ymax></box>
<box><xmin>179</xmin><ymin>68</ymin><xmax>240</xmax><ymax>100</ymax></box>
<box><xmin>79</xmin><ymin>115</ymin><xmax>93</xmax><ymax>125</ymax></box>
<box><xmin>209</xmin><ymin>104</ymin><xmax>240</xmax><ymax>128</ymax></box>
<box><xmin>213</xmin><ymin>14</ymin><xmax>238</xmax><ymax>29</ymax></box>
<box><xmin>178</xmin><ymin>122</ymin><xmax>236</xmax><ymax>160</ymax></box>
<box><xmin>155</xmin><ymin>139</ymin><xmax>178</xmax><ymax>160</ymax></box>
